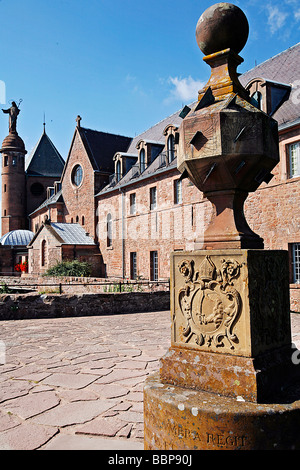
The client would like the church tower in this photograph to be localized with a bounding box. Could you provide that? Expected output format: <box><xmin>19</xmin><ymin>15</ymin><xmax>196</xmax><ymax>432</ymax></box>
<box><xmin>1</xmin><ymin>102</ymin><xmax>27</xmax><ymax>236</ymax></box>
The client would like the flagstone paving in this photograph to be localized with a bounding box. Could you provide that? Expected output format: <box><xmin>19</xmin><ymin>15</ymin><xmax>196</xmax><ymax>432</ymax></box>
<box><xmin>0</xmin><ymin>311</ymin><xmax>299</xmax><ymax>450</ymax></box>
<box><xmin>0</xmin><ymin>311</ymin><xmax>171</xmax><ymax>450</ymax></box>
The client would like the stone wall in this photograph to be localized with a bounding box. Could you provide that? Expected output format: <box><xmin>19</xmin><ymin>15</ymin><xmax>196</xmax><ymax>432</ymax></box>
<box><xmin>60</xmin><ymin>130</ymin><xmax>97</xmax><ymax>238</ymax></box>
<box><xmin>0</xmin><ymin>274</ymin><xmax>298</xmax><ymax>314</ymax></box>
<box><xmin>26</xmin><ymin>175</ymin><xmax>60</xmax><ymax>217</ymax></box>
<box><xmin>95</xmin><ymin>126</ymin><xmax>300</xmax><ymax>309</ymax></box>
<box><xmin>0</xmin><ymin>275</ymin><xmax>170</xmax><ymax>294</ymax></box>
<box><xmin>0</xmin><ymin>291</ymin><xmax>170</xmax><ymax>320</ymax></box>
<box><xmin>0</xmin><ymin>247</ymin><xmax>14</xmax><ymax>275</ymax></box>
<box><xmin>97</xmin><ymin>168</ymin><xmax>213</xmax><ymax>280</ymax></box>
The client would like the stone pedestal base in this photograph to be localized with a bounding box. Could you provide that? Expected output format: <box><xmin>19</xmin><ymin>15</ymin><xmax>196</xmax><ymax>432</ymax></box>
<box><xmin>144</xmin><ymin>372</ymin><xmax>300</xmax><ymax>450</ymax></box>
<box><xmin>160</xmin><ymin>344</ymin><xmax>300</xmax><ymax>403</ymax></box>
<box><xmin>144</xmin><ymin>249</ymin><xmax>300</xmax><ymax>450</ymax></box>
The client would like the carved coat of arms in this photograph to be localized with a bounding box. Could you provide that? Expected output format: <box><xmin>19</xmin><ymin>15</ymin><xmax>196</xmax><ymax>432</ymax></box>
<box><xmin>176</xmin><ymin>256</ymin><xmax>243</xmax><ymax>350</ymax></box>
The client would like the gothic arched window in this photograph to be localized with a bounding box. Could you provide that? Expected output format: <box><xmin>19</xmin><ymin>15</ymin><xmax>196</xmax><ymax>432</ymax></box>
<box><xmin>41</xmin><ymin>239</ymin><xmax>47</xmax><ymax>267</ymax></box>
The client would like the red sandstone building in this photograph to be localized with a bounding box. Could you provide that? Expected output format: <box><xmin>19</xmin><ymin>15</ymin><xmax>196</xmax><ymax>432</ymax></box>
<box><xmin>1</xmin><ymin>43</ymin><xmax>299</xmax><ymax>310</ymax></box>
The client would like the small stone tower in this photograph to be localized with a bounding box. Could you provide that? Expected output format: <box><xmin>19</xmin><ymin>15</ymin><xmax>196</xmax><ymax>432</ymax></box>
<box><xmin>1</xmin><ymin>102</ymin><xmax>27</xmax><ymax>236</ymax></box>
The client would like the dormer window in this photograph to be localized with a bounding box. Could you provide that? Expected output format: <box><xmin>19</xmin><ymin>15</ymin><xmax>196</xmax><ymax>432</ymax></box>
<box><xmin>113</xmin><ymin>152</ymin><xmax>137</xmax><ymax>182</ymax></box>
<box><xmin>140</xmin><ymin>148</ymin><xmax>146</xmax><ymax>173</ymax></box>
<box><xmin>246</xmin><ymin>78</ymin><xmax>291</xmax><ymax>116</ymax></box>
<box><xmin>167</xmin><ymin>134</ymin><xmax>175</xmax><ymax>163</ymax></box>
<box><xmin>164</xmin><ymin>125</ymin><xmax>178</xmax><ymax>165</ymax></box>
<box><xmin>251</xmin><ymin>91</ymin><xmax>262</xmax><ymax>110</ymax></box>
<box><xmin>54</xmin><ymin>181</ymin><xmax>62</xmax><ymax>193</ymax></box>
<box><xmin>47</xmin><ymin>187</ymin><xmax>55</xmax><ymax>199</ymax></box>
<box><xmin>116</xmin><ymin>160</ymin><xmax>121</xmax><ymax>182</ymax></box>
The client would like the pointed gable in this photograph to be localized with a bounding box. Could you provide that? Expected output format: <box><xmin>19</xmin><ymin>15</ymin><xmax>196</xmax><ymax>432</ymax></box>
<box><xmin>60</xmin><ymin>124</ymin><xmax>133</xmax><ymax>183</ymax></box>
<box><xmin>25</xmin><ymin>130</ymin><xmax>65</xmax><ymax>177</ymax></box>
<box><xmin>78</xmin><ymin>127</ymin><xmax>132</xmax><ymax>173</ymax></box>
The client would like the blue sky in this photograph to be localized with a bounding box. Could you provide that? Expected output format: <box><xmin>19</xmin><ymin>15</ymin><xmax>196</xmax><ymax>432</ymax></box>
<box><xmin>0</xmin><ymin>0</ymin><xmax>299</xmax><ymax>159</ymax></box>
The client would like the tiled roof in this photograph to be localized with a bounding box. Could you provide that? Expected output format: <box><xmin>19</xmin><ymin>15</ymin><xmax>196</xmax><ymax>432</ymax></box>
<box><xmin>28</xmin><ymin>43</ymin><xmax>300</xmax><ymax>209</ymax></box>
<box><xmin>78</xmin><ymin>127</ymin><xmax>132</xmax><ymax>173</ymax></box>
<box><xmin>0</xmin><ymin>230</ymin><xmax>34</xmax><ymax>246</ymax></box>
<box><xmin>50</xmin><ymin>223</ymin><xmax>95</xmax><ymax>245</ymax></box>
<box><xmin>126</xmin><ymin>109</ymin><xmax>183</xmax><ymax>154</ymax></box>
<box><xmin>97</xmin><ymin>107</ymin><xmax>186</xmax><ymax>195</ymax></box>
<box><xmin>25</xmin><ymin>130</ymin><xmax>65</xmax><ymax>177</ymax></box>
<box><xmin>98</xmin><ymin>43</ymin><xmax>300</xmax><ymax>196</ymax></box>
<box><xmin>240</xmin><ymin>42</ymin><xmax>300</xmax><ymax>127</ymax></box>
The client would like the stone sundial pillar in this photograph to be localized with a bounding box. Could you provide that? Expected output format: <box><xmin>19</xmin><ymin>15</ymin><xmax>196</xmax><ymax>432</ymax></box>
<box><xmin>143</xmin><ymin>3</ymin><xmax>300</xmax><ymax>450</ymax></box>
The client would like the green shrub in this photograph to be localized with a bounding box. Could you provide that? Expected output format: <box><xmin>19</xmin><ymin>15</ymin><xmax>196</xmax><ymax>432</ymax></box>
<box><xmin>43</xmin><ymin>260</ymin><xmax>92</xmax><ymax>277</ymax></box>
<box><xmin>0</xmin><ymin>282</ymin><xmax>13</xmax><ymax>293</ymax></box>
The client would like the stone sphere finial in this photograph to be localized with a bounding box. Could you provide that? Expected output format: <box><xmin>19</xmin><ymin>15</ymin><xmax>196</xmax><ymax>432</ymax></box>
<box><xmin>196</xmin><ymin>2</ymin><xmax>249</xmax><ymax>56</ymax></box>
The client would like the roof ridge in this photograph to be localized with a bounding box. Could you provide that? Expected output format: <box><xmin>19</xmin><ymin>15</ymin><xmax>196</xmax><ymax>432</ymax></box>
<box><xmin>25</xmin><ymin>132</ymin><xmax>44</xmax><ymax>170</ymax></box>
<box><xmin>77</xmin><ymin>127</ymin><xmax>99</xmax><ymax>170</ymax></box>
<box><xmin>241</xmin><ymin>42</ymin><xmax>300</xmax><ymax>76</ymax></box>
<box><xmin>42</xmin><ymin>132</ymin><xmax>65</xmax><ymax>164</ymax></box>
<box><xmin>133</xmin><ymin>105</ymin><xmax>187</xmax><ymax>138</ymax></box>
<box><xmin>25</xmin><ymin>130</ymin><xmax>65</xmax><ymax>176</ymax></box>
<box><xmin>80</xmin><ymin>126</ymin><xmax>132</xmax><ymax>140</ymax></box>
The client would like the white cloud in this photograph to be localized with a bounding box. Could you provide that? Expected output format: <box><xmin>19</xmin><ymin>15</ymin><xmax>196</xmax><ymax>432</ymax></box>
<box><xmin>266</xmin><ymin>4</ymin><xmax>288</xmax><ymax>34</ymax></box>
<box><xmin>125</xmin><ymin>73</ymin><xmax>136</xmax><ymax>82</ymax></box>
<box><xmin>166</xmin><ymin>76</ymin><xmax>205</xmax><ymax>103</ymax></box>
<box><xmin>124</xmin><ymin>74</ymin><xmax>147</xmax><ymax>98</ymax></box>
<box><xmin>294</xmin><ymin>9</ymin><xmax>300</xmax><ymax>22</ymax></box>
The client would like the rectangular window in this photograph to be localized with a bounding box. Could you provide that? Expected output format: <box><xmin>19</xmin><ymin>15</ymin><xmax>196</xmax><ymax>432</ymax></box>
<box><xmin>150</xmin><ymin>187</ymin><xmax>157</xmax><ymax>210</ymax></box>
<box><xmin>4</xmin><ymin>156</ymin><xmax>8</xmax><ymax>167</ymax></box>
<box><xmin>289</xmin><ymin>141</ymin><xmax>300</xmax><ymax>178</ymax></box>
<box><xmin>292</xmin><ymin>243</ymin><xmax>300</xmax><ymax>284</ymax></box>
<box><xmin>130</xmin><ymin>252</ymin><xmax>137</xmax><ymax>280</ymax></box>
<box><xmin>150</xmin><ymin>250</ymin><xmax>158</xmax><ymax>281</ymax></box>
<box><xmin>130</xmin><ymin>193</ymin><xmax>136</xmax><ymax>215</ymax></box>
<box><xmin>174</xmin><ymin>179</ymin><xmax>182</xmax><ymax>204</ymax></box>
<box><xmin>107</xmin><ymin>214</ymin><xmax>112</xmax><ymax>247</ymax></box>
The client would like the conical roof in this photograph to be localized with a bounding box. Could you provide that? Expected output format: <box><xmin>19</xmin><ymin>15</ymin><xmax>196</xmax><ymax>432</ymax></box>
<box><xmin>25</xmin><ymin>129</ymin><xmax>64</xmax><ymax>177</ymax></box>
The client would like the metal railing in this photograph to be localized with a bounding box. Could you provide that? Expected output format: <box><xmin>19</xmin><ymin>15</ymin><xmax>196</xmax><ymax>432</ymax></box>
<box><xmin>0</xmin><ymin>278</ymin><xmax>170</xmax><ymax>295</ymax></box>
<box><xmin>107</xmin><ymin>150</ymin><xmax>177</xmax><ymax>186</ymax></box>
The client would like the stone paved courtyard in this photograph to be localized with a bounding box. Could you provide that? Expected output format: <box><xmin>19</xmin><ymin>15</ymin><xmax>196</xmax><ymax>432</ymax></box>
<box><xmin>0</xmin><ymin>310</ymin><xmax>171</xmax><ymax>450</ymax></box>
<box><xmin>0</xmin><ymin>310</ymin><xmax>299</xmax><ymax>450</ymax></box>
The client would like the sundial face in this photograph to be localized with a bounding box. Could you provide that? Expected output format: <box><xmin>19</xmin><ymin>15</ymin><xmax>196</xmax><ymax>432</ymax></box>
<box><xmin>178</xmin><ymin>114</ymin><xmax>220</xmax><ymax>164</ymax></box>
<box><xmin>220</xmin><ymin>111</ymin><xmax>263</xmax><ymax>156</ymax></box>
<box><xmin>177</xmin><ymin>98</ymin><xmax>279</xmax><ymax>195</ymax></box>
